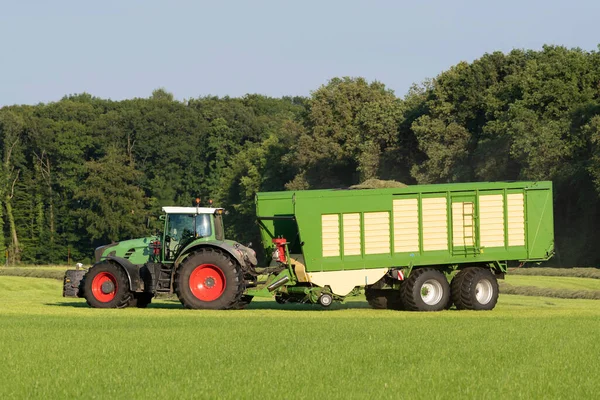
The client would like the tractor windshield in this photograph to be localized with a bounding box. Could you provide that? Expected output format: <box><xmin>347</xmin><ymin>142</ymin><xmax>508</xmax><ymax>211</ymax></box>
<box><xmin>168</xmin><ymin>213</ymin><xmax>212</xmax><ymax>240</ymax></box>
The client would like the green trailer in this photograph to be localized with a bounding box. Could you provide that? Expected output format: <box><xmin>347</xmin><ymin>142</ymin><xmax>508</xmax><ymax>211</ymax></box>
<box><xmin>252</xmin><ymin>180</ymin><xmax>554</xmax><ymax>311</ymax></box>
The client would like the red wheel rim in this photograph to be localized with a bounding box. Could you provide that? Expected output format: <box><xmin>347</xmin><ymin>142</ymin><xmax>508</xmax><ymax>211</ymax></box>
<box><xmin>91</xmin><ymin>272</ymin><xmax>118</xmax><ymax>302</ymax></box>
<box><xmin>189</xmin><ymin>264</ymin><xmax>226</xmax><ymax>301</ymax></box>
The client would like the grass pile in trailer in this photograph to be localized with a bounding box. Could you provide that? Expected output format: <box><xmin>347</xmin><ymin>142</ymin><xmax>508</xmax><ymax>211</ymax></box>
<box><xmin>1</xmin><ymin>275</ymin><xmax>599</xmax><ymax>399</ymax></box>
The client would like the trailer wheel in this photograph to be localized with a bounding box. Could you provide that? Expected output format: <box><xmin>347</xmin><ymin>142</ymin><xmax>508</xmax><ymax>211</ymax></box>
<box><xmin>451</xmin><ymin>267</ymin><xmax>499</xmax><ymax>310</ymax></box>
<box><xmin>83</xmin><ymin>263</ymin><xmax>132</xmax><ymax>308</ymax></box>
<box><xmin>365</xmin><ymin>289</ymin><xmax>403</xmax><ymax>310</ymax></box>
<box><xmin>400</xmin><ymin>268</ymin><xmax>450</xmax><ymax>311</ymax></box>
<box><xmin>174</xmin><ymin>248</ymin><xmax>244</xmax><ymax>310</ymax></box>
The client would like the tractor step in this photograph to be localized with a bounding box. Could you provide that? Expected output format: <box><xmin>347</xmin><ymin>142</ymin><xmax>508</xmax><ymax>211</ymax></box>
<box><xmin>144</xmin><ymin>263</ymin><xmax>174</xmax><ymax>293</ymax></box>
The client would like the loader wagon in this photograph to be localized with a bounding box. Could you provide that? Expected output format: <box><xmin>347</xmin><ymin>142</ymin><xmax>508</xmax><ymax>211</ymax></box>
<box><xmin>253</xmin><ymin>180</ymin><xmax>554</xmax><ymax>311</ymax></box>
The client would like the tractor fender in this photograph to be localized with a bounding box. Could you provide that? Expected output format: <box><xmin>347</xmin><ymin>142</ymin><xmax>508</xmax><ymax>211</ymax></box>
<box><xmin>100</xmin><ymin>256</ymin><xmax>144</xmax><ymax>292</ymax></box>
<box><xmin>174</xmin><ymin>242</ymin><xmax>246</xmax><ymax>270</ymax></box>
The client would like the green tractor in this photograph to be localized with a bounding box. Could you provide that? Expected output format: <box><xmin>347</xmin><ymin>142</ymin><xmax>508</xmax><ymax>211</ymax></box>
<box><xmin>63</xmin><ymin>205</ymin><xmax>257</xmax><ymax>309</ymax></box>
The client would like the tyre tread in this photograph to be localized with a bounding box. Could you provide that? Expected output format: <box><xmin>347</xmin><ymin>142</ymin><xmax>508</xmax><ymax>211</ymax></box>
<box><xmin>174</xmin><ymin>248</ymin><xmax>244</xmax><ymax>310</ymax></box>
<box><xmin>400</xmin><ymin>268</ymin><xmax>450</xmax><ymax>312</ymax></box>
<box><xmin>451</xmin><ymin>267</ymin><xmax>499</xmax><ymax>311</ymax></box>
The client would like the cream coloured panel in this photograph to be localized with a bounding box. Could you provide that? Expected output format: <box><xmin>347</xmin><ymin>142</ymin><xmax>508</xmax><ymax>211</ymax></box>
<box><xmin>479</xmin><ymin>194</ymin><xmax>505</xmax><ymax>248</ymax></box>
<box><xmin>422</xmin><ymin>197</ymin><xmax>448</xmax><ymax>251</ymax></box>
<box><xmin>343</xmin><ymin>213</ymin><xmax>361</xmax><ymax>256</ymax></box>
<box><xmin>364</xmin><ymin>212</ymin><xmax>390</xmax><ymax>255</ymax></box>
<box><xmin>393</xmin><ymin>198</ymin><xmax>419</xmax><ymax>252</ymax></box>
<box><xmin>321</xmin><ymin>214</ymin><xmax>340</xmax><ymax>257</ymax></box>
<box><xmin>507</xmin><ymin>193</ymin><xmax>525</xmax><ymax>246</ymax></box>
<box><xmin>306</xmin><ymin>268</ymin><xmax>389</xmax><ymax>295</ymax></box>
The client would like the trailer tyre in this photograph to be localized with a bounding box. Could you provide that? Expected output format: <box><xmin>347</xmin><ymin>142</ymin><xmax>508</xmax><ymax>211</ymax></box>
<box><xmin>400</xmin><ymin>268</ymin><xmax>450</xmax><ymax>312</ymax></box>
<box><xmin>83</xmin><ymin>262</ymin><xmax>132</xmax><ymax>308</ymax></box>
<box><xmin>451</xmin><ymin>267</ymin><xmax>499</xmax><ymax>310</ymax></box>
<box><xmin>365</xmin><ymin>289</ymin><xmax>404</xmax><ymax>310</ymax></box>
<box><xmin>174</xmin><ymin>248</ymin><xmax>244</xmax><ymax>310</ymax></box>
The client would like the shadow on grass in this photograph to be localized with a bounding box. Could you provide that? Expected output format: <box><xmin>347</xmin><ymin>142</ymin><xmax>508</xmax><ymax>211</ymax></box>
<box><xmin>46</xmin><ymin>299</ymin><xmax>371</xmax><ymax>311</ymax></box>
<box><xmin>246</xmin><ymin>300</ymin><xmax>371</xmax><ymax>311</ymax></box>
<box><xmin>45</xmin><ymin>302</ymin><xmax>89</xmax><ymax>308</ymax></box>
<box><xmin>45</xmin><ymin>300</ymin><xmax>185</xmax><ymax>310</ymax></box>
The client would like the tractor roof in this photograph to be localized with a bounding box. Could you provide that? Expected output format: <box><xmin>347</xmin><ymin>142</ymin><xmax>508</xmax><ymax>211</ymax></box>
<box><xmin>162</xmin><ymin>206</ymin><xmax>222</xmax><ymax>214</ymax></box>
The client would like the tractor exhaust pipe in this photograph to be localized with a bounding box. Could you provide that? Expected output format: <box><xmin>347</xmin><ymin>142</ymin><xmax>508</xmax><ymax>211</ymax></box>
<box><xmin>267</xmin><ymin>276</ymin><xmax>290</xmax><ymax>292</ymax></box>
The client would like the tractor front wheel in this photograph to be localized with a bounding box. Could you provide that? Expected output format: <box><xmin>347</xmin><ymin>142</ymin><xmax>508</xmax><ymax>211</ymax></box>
<box><xmin>83</xmin><ymin>263</ymin><xmax>132</xmax><ymax>308</ymax></box>
<box><xmin>174</xmin><ymin>249</ymin><xmax>244</xmax><ymax>310</ymax></box>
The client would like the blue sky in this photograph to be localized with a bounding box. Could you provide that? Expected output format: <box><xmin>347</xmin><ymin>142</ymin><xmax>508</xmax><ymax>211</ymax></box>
<box><xmin>1</xmin><ymin>0</ymin><xmax>599</xmax><ymax>106</ymax></box>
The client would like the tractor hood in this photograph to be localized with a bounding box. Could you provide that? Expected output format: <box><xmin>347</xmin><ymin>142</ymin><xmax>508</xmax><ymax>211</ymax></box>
<box><xmin>95</xmin><ymin>237</ymin><xmax>157</xmax><ymax>264</ymax></box>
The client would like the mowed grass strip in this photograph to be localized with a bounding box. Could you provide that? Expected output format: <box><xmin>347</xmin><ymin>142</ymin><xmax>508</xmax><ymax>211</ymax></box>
<box><xmin>510</xmin><ymin>267</ymin><xmax>600</xmax><ymax>279</ymax></box>
<box><xmin>1</xmin><ymin>276</ymin><xmax>600</xmax><ymax>399</ymax></box>
<box><xmin>501</xmin><ymin>275</ymin><xmax>600</xmax><ymax>300</ymax></box>
<box><xmin>505</xmin><ymin>275</ymin><xmax>600</xmax><ymax>291</ymax></box>
<box><xmin>0</xmin><ymin>265</ymin><xmax>72</xmax><ymax>280</ymax></box>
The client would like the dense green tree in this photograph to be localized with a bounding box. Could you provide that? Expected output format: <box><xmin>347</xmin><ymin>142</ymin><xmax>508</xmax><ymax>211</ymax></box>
<box><xmin>288</xmin><ymin>77</ymin><xmax>404</xmax><ymax>188</ymax></box>
<box><xmin>75</xmin><ymin>146</ymin><xmax>150</xmax><ymax>243</ymax></box>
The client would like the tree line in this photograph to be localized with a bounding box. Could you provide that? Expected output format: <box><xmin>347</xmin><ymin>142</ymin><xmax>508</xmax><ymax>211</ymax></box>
<box><xmin>1</xmin><ymin>45</ymin><xmax>599</xmax><ymax>266</ymax></box>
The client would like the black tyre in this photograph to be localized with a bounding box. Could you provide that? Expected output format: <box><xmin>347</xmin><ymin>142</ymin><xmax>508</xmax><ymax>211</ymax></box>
<box><xmin>365</xmin><ymin>288</ymin><xmax>404</xmax><ymax>310</ymax></box>
<box><xmin>400</xmin><ymin>268</ymin><xmax>450</xmax><ymax>312</ymax></box>
<box><xmin>235</xmin><ymin>295</ymin><xmax>254</xmax><ymax>309</ymax></box>
<box><xmin>174</xmin><ymin>248</ymin><xmax>244</xmax><ymax>310</ymax></box>
<box><xmin>451</xmin><ymin>267</ymin><xmax>499</xmax><ymax>310</ymax></box>
<box><xmin>63</xmin><ymin>270</ymin><xmax>85</xmax><ymax>298</ymax></box>
<box><xmin>83</xmin><ymin>262</ymin><xmax>132</xmax><ymax>308</ymax></box>
<box><xmin>129</xmin><ymin>293</ymin><xmax>153</xmax><ymax>308</ymax></box>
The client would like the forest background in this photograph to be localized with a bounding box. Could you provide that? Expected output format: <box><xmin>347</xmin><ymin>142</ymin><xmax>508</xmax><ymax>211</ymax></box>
<box><xmin>1</xmin><ymin>45</ymin><xmax>599</xmax><ymax>266</ymax></box>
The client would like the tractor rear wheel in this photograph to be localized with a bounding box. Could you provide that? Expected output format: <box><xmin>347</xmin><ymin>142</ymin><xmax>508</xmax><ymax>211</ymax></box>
<box><xmin>400</xmin><ymin>268</ymin><xmax>450</xmax><ymax>312</ymax></box>
<box><xmin>174</xmin><ymin>248</ymin><xmax>244</xmax><ymax>310</ymax></box>
<box><xmin>83</xmin><ymin>262</ymin><xmax>132</xmax><ymax>308</ymax></box>
<box><xmin>451</xmin><ymin>267</ymin><xmax>499</xmax><ymax>310</ymax></box>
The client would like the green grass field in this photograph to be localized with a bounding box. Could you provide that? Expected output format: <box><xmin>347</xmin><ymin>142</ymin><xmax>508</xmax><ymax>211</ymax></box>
<box><xmin>1</xmin><ymin>275</ymin><xmax>600</xmax><ymax>399</ymax></box>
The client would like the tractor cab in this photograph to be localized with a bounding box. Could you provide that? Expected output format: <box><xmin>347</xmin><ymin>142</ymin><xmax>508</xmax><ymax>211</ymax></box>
<box><xmin>161</xmin><ymin>206</ymin><xmax>225</xmax><ymax>261</ymax></box>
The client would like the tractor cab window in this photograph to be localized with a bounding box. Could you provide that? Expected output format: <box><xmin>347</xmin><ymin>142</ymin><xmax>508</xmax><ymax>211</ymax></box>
<box><xmin>195</xmin><ymin>214</ymin><xmax>212</xmax><ymax>238</ymax></box>
<box><xmin>165</xmin><ymin>213</ymin><xmax>213</xmax><ymax>261</ymax></box>
<box><xmin>168</xmin><ymin>213</ymin><xmax>213</xmax><ymax>240</ymax></box>
<box><xmin>168</xmin><ymin>214</ymin><xmax>195</xmax><ymax>241</ymax></box>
